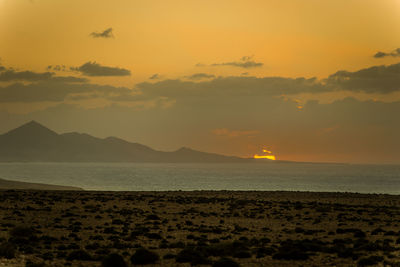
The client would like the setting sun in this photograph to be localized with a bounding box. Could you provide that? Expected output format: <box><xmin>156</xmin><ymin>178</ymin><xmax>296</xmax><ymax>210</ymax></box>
<box><xmin>254</xmin><ymin>148</ymin><xmax>277</xmax><ymax>160</ymax></box>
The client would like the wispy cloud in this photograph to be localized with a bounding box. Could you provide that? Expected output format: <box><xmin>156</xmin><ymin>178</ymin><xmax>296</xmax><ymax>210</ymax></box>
<box><xmin>373</xmin><ymin>48</ymin><xmax>400</xmax><ymax>58</ymax></box>
<box><xmin>325</xmin><ymin>62</ymin><xmax>400</xmax><ymax>94</ymax></box>
<box><xmin>90</xmin><ymin>28</ymin><xmax>114</xmax><ymax>38</ymax></box>
<box><xmin>212</xmin><ymin>128</ymin><xmax>260</xmax><ymax>138</ymax></box>
<box><xmin>197</xmin><ymin>56</ymin><xmax>264</xmax><ymax>69</ymax></box>
<box><xmin>0</xmin><ymin>67</ymin><xmax>86</xmax><ymax>83</ymax></box>
<box><xmin>185</xmin><ymin>73</ymin><xmax>215</xmax><ymax>80</ymax></box>
<box><xmin>0</xmin><ymin>80</ymin><xmax>131</xmax><ymax>103</ymax></box>
<box><xmin>47</xmin><ymin>65</ymin><xmax>67</xmax><ymax>72</ymax></box>
<box><xmin>71</xmin><ymin>62</ymin><xmax>131</xmax><ymax>77</ymax></box>
<box><xmin>149</xmin><ymin>73</ymin><xmax>160</xmax><ymax>80</ymax></box>
<box><xmin>0</xmin><ymin>69</ymin><xmax>52</xmax><ymax>82</ymax></box>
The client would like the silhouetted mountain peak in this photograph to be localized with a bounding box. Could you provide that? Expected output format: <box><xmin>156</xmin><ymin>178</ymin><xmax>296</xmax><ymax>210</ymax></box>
<box><xmin>3</xmin><ymin>120</ymin><xmax>58</xmax><ymax>138</ymax></box>
<box><xmin>104</xmin><ymin>136</ymin><xmax>127</xmax><ymax>143</ymax></box>
<box><xmin>176</xmin><ymin>147</ymin><xmax>193</xmax><ymax>152</ymax></box>
<box><xmin>62</xmin><ymin>132</ymin><xmax>95</xmax><ymax>139</ymax></box>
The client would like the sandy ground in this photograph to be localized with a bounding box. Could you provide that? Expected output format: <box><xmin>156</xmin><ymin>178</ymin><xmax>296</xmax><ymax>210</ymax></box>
<box><xmin>1</xmin><ymin>190</ymin><xmax>400</xmax><ymax>266</ymax></box>
<box><xmin>0</xmin><ymin>178</ymin><xmax>82</xmax><ymax>191</ymax></box>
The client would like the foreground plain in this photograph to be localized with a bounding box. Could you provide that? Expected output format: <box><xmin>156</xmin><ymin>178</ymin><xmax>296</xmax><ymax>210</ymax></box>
<box><xmin>1</xmin><ymin>190</ymin><xmax>400</xmax><ymax>266</ymax></box>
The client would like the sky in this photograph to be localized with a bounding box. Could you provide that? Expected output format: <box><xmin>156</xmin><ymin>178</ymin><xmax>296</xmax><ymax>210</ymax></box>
<box><xmin>1</xmin><ymin>0</ymin><xmax>400</xmax><ymax>164</ymax></box>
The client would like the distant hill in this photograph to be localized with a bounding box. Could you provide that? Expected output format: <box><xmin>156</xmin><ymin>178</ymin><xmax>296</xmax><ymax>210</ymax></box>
<box><xmin>0</xmin><ymin>121</ymin><xmax>259</xmax><ymax>163</ymax></box>
<box><xmin>0</xmin><ymin>178</ymin><xmax>82</xmax><ymax>190</ymax></box>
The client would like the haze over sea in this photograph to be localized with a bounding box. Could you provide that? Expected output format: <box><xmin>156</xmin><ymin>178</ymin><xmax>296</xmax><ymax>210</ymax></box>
<box><xmin>0</xmin><ymin>162</ymin><xmax>399</xmax><ymax>194</ymax></box>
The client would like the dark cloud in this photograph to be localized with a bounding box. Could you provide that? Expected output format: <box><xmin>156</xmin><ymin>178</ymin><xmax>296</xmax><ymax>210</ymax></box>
<box><xmin>0</xmin><ymin>66</ymin><xmax>87</xmax><ymax>83</ymax></box>
<box><xmin>0</xmin><ymin>69</ymin><xmax>53</xmax><ymax>82</ymax></box>
<box><xmin>2</xmin><ymin>61</ymin><xmax>400</xmax><ymax>106</ymax></box>
<box><xmin>134</xmin><ymin>62</ymin><xmax>400</xmax><ymax>103</ymax></box>
<box><xmin>185</xmin><ymin>73</ymin><xmax>215</xmax><ymax>80</ymax></box>
<box><xmin>325</xmin><ymin>62</ymin><xmax>400</xmax><ymax>94</ymax></box>
<box><xmin>374</xmin><ymin>51</ymin><xmax>388</xmax><ymax>58</ymax></box>
<box><xmin>210</xmin><ymin>60</ymin><xmax>262</xmax><ymax>68</ymax></box>
<box><xmin>71</xmin><ymin>62</ymin><xmax>131</xmax><ymax>77</ymax></box>
<box><xmin>49</xmin><ymin>76</ymin><xmax>88</xmax><ymax>83</ymax></box>
<box><xmin>90</xmin><ymin>28</ymin><xmax>114</xmax><ymax>38</ymax></box>
<box><xmin>373</xmin><ymin>48</ymin><xmax>400</xmax><ymax>58</ymax></box>
<box><xmin>2</xmin><ymin>74</ymin><xmax>321</xmax><ymax>104</ymax></box>
<box><xmin>0</xmin><ymin>80</ymin><xmax>132</xmax><ymax>103</ymax></box>
<box><xmin>198</xmin><ymin>56</ymin><xmax>264</xmax><ymax>69</ymax></box>
<box><xmin>149</xmin><ymin>74</ymin><xmax>159</xmax><ymax>80</ymax></box>
<box><xmin>47</xmin><ymin>65</ymin><xmax>66</xmax><ymax>72</ymax></box>
<box><xmin>135</xmin><ymin>76</ymin><xmax>326</xmax><ymax>100</ymax></box>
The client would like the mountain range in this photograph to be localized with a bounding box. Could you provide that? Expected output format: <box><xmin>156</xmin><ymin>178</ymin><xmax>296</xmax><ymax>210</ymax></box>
<box><xmin>0</xmin><ymin>121</ymin><xmax>263</xmax><ymax>163</ymax></box>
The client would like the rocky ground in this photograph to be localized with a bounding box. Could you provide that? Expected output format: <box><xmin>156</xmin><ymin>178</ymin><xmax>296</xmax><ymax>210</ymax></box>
<box><xmin>1</xmin><ymin>190</ymin><xmax>400</xmax><ymax>266</ymax></box>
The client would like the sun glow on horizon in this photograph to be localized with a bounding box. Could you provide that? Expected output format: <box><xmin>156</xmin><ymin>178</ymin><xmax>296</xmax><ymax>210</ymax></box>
<box><xmin>254</xmin><ymin>147</ymin><xmax>276</xmax><ymax>160</ymax></box>
<box><xmin>254</xmin><ymin>154</ymin><xmax>276</xmax><ymax>160</ymax></box>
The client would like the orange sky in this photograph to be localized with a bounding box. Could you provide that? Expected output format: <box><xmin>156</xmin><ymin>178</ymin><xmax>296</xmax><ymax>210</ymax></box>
<box><xmin>1</xmin><ymin>0</ymin><xmax>400</xmax><ymax>163</ymax></box>
<box><xmin>1</xmin><ymin>0</ymin><xmax>400</xmax><ymax>82</ymax></box>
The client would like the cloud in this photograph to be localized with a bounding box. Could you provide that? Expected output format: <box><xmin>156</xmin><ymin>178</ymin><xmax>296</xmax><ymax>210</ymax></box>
<box><xmin>212</xmin><ymin>128</ymin><xmax>260</xmax><ymax>138</ymax></box>
<box><xmin>198</xmin><ymin>56</ymin><xmax>264</xmax><ymax>69</ymax></box>
<box><xmin>149</xmin><ymin>73</ymin><xmax>159</xmax><ymax>80</ymax></box>
<box><xmin>71</xmin><ymin>61</ymin><xmax>131</xmax><ymax>77</ymax></box>
<box><xmin>47</xmin><ymin>65</ymin><xmax>66</xmax><ymax>72</ymax></box>
<box><xmin>325</xmin><ymin>62</ymin><xmax>400</xmax><ymax>94</ymax></box>
<box><xmin>0</xmin><ymin>69</ymin><xmax>53</xmax><ymax>82</ymax></box>
<box><xmin>49</xmin><ymin>76</ymin><xmax>88</xmax><ymax>83</ymax></box>
<box><xmin>0</xmin><ymin>80</ymin><xmax>132</xmax><ymax>103</ymax></box>
<box><xmin>131</xmin><ymin>62</ymin><xmax>400</xmax><ymax>108</ymax></box>
<box><xmin>185</xmin><ymin>73</ymin><xmax>215</xmax><ymax>80</ymax></box>
<box><xmin>90</xmin><ymin>28</ymin><xmax>114</xmax><ymax>38</ymax></box>
<box><xmin>135</xmin><ymin>76</ymin><xmax>326</xmax><ymax>100</ymax></box>
<box><xmin>2</xmin><ymin>61</ymin><xmax>400</xmax><ymax>108</ymax></box>
<box><xmin>0</xmin><ymin>65</ymin><xmax>87</xmax><ymax>83</ymax></box>
<box><xmin>373</xmin><ymin>48</ymin><xmax>400</xmax><ymax>58</ymax></box>
<box><xmin>374</xmin><ymin>52</ymin><xmax>388</xmax><ymax>58</ymax></box>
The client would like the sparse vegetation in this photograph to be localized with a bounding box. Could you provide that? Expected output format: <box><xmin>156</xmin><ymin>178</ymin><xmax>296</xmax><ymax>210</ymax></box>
<box><xmin>66</xmin><ymin>249</ymin><xmax>92</xmax><ymax>261</ymax></box>
<box><xmin>130</xmin><ymin>248</ymin><xmax>159</xmax><ymax>265</ymax></box>
<box><xmin>0</xmin><ymin>191</ymin><xmax>398</xmax><ymax>266</ymax></box>
<box><xmin>102</xmin><ymin>253</ymin><xmax>127</xmax><ymax>267</ymax></box>
<box><xmin>0</xmin><ymin>242</ymin><xmax>15</xmax><ymax>259</ymax></box>
<box><xmin>213</xmin><ymin>257</ymin><xmax>240</xmax><ymax>267</ymax></box>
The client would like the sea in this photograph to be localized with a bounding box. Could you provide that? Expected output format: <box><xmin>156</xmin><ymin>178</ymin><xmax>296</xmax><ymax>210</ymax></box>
<box><xmin>0</xmin><ymin>162</ymin><xmax>399</xmax><ymax>194</ymax></box>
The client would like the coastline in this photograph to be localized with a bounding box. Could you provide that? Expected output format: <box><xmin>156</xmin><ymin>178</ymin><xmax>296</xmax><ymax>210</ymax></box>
<box><xmin>0</xmin><ymin>178</ymin><xmax>83</xmax><ymax>191</ymax></box>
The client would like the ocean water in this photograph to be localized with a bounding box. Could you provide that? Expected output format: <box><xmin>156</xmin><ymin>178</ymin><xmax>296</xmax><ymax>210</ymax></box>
<box><xmin>0</xmin><ymin>162</ymin><xmax>399</xmax><ymax>194</ymax></box>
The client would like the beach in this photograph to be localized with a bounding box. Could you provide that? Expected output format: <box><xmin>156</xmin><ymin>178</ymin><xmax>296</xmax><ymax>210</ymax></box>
<box><xmin>1</xmin><ymin>190</ymin><xmax>400</xmax><ymax>266</ymax></box>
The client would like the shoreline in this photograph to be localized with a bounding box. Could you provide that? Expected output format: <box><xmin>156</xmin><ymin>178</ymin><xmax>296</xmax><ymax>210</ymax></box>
<box><xmin>0</xmin><ymin>178</ymin><xmax>83</xmax><ymax>191</ymax></box>
<box><xmin>3</xmin><ymin>187</ymin><xmax>400</xmax><ymax>197</ymax></box>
